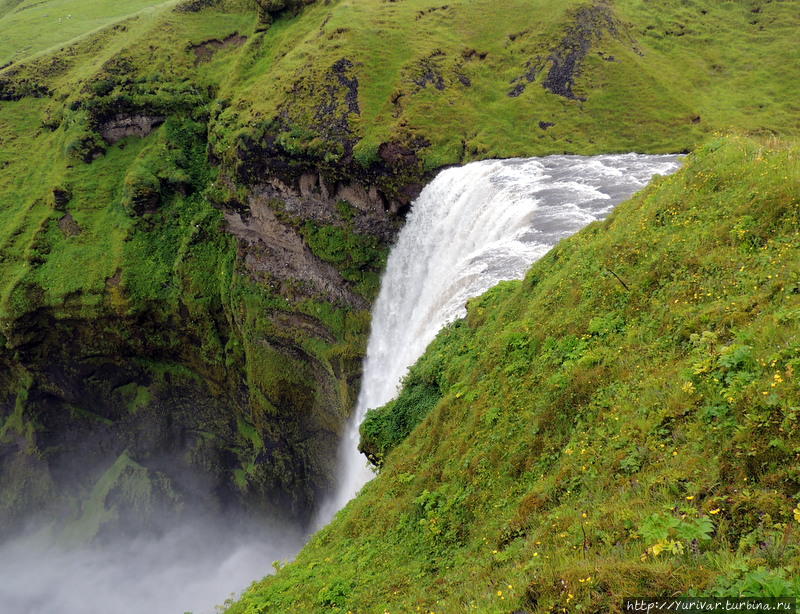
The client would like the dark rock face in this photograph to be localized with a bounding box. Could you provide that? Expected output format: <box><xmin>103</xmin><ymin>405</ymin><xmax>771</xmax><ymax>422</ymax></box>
<box><xmin>189</xmin><ymin>33</ymin><xmax>247</xmax><ymax>64</ymax></box>
<box><xmin>223</xmin><ymin>192</ymin><xmax>369</xmax><ymax>309</ymax></box>
<box><xmin>508</xmin><ymin>2</ymin><xmax>640</xmax><ymax>100</ymax></box>
<box><xmin>0</xmin><ymin>297</ymin><xmax>349</xmax><ymax>540</ymax></box>
<box><xmin>254</xmin><ymin>0</ymin><xmax>316</xmax><ymax>27</ymax></box>
<box><xmin>541</xmin><ymin>3</ymin><xmax>621</xmax><ymax>100</ymax></box>
<box><xmin>0</xmin><ymin>67</ymin><xmax>51</xmax><ymax>100</ymax></box>
<box><xmin>100</xmin><ymin>114</ymin><xmax>165</xmax><ymax>144</ymax></box>
<box><xmin>173</xmin><ymin>0</ymin><xmax>217</xmax><ymax>13</ymax></box>
<box><xmin>413</xmin><ymin>53</ymin><xmax>447</xmax><ymax>92</ymax></box>
<box><xmin>219</xmin><ymin>166</ymin><xmax>394</xmax><ymax>310</ymax></box>
<box><xmin>52</xmin><ymin>187</ymin><xmax>72</xmax><ymax>210</ymax></box>
<box><xmin>231</xmin><ymin>126</ymin><xmax>427</xmax><ymax>220</ymax></box>
<box><xmin>57</xmin><ymin>213</ymin><xmax>81</xmax><ymax>236</ymax></box>
<box><xmin>330</xmin><ymin>58</ymin><xmax>361</xmax><ymax>116</ymax></box>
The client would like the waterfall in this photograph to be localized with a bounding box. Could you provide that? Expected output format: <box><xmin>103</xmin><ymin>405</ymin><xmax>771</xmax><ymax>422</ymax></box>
<box><xmin>0</xmin><ymin>155</ymin><xmax>681</xmax><ymax>614</ymax></box>
<box><xmin>315</xmin><ymin>153</ymin><xmax>681</xmax><ymax>526</ymax></box>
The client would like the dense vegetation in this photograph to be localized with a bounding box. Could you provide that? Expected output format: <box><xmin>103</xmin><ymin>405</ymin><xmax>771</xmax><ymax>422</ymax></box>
<box><xmin>226</xmin><ymin>136</ymin><xmax>800</xmax><ymax>612</ymax></box>
<box><xmin>0</xmin><ymin>0</ymin><xmax>799</xmax><ymax>605</ymax></box>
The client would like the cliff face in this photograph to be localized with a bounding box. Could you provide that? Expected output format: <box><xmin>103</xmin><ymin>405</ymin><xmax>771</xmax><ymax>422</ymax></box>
<box><xmin>1</xmin><ymin>282</ymin><xmax>367</xmax><ymax>537</ymax></box>
<box><xmin>0</xmin><ymin>0</ymin><xmax>798</xmax><ymax>541</ymax></box>
<box><xmin>0</xmin><ymin>116</ymin><xmax>401</xmax><ymax>542</ymax></box>
<box><xmin>0</xmin><ymin>0</ymin><xmax>434</xmax><ymax>538</ymax></box>
<box><xmin>0</xmin><ymin>30</ymin><xmax>396</xmax><ymax>539</ymax></box>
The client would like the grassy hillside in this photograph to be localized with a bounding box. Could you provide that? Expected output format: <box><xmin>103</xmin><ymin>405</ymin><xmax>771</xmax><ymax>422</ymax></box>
<box><xmin>211</xmin><ymin>0</ymin><xmax>800</xmax><ymax>170</ymax></box>
<box><xmin>224</xmin><ymin>135</ymin><xmax>800</xmax><ymax>613</ymax></box>
<box><xmin>1</xmin><ymin>0</ymin><xmax>798</xmax><ymax>323</ymax></box>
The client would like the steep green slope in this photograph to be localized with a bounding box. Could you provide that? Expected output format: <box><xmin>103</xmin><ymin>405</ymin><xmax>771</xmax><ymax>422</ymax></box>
<box><xmin>0</xmin><ymin>0</ymin><xmax>799</xmax><ymax>544</ymax></box>
<box><xmin>225</xmin><ymin>136</ymin><xmax>800</xmax><ymax>613</ymax></box>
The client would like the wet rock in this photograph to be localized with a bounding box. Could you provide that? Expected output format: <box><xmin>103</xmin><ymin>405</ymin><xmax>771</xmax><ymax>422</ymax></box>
<box><xmin>58</xmin><ymin>213</ymin><xmax>81</xmax><ymax>237</ymax></box>
<box><xmin>189</xmin><ymin>33</ymin><xmax>247</xmax><ymax>64</ymax></box>
<box><xmin>100</xmin><ymin>114</ymin><xmax>165</xmax><ymax>144</ymax></box>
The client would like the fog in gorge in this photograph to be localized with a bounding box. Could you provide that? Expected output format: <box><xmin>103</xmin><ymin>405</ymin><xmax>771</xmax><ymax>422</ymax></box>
<box><xmin>0</xmin><ymin>154</ymin><xmax>681</xmax><ymax>614</ymax></box>
<box><xmin>0</xmin><ymin>515</ymin><xmax>305</xmax><ymax>614</ymax></box>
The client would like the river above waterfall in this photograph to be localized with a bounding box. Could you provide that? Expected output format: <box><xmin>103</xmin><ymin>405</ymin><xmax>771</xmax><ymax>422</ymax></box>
<box><xmin>315</xmin><ymin>153</ymin><xmax>682</xmax><ymax>527</ymax></box>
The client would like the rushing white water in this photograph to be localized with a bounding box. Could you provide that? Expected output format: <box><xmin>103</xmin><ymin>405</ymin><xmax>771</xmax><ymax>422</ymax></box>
<box><xmin>315</xmin><ymin>153</ymin><xmax>681</xmax><ymax>526</ymax></box>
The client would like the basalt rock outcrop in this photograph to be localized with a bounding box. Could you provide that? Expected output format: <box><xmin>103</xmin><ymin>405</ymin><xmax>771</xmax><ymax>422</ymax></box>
<box><xmin>100</xmin><ymin>114</ymin><xmax>165</xmax><ymax>144</ymax></box>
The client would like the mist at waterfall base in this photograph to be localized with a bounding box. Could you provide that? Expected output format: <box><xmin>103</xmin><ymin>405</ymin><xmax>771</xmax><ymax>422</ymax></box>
<box><xmin>316</xmin><ymin>153</ymin><xmax>681</xmax><ymax>526</ymax></box>
<box><xmin>0</xmin><ymin>154</ymin><xmax>680</xmax><ymax>614</ymax></box>
<box><xmin>0</xmin><ymin>514</ymin><xmax>305</xmax><ymax>614</ymax></box>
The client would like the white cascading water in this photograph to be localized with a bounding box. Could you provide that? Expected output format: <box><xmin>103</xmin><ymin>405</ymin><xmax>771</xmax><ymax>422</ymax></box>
<box><xmin>315</xmin><ymin>153</ymin><xmax>681</xmax><ymax>526</ymax></box>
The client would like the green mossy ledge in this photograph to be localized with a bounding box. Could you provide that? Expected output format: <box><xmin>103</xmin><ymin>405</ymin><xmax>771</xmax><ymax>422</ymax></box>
<box><xmin>225</xmin><ymin>136</ymin><xmax>800</xmax><ymax>612</ymax></box>
<box><xmin>0</xmin><ymin>0</ymin><xmax>799</xmax><ymax>545</ymax></box>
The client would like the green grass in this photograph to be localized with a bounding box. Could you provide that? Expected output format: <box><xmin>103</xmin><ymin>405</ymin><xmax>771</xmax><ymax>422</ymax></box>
<box><xmin>0</xmin><ymin>0</ymin><xmax>260</xmax><ymax>319</ymax></box>
<box><xmin>224</xmin><ymin>135</ymin><xmax>800</xmax><ymax>613</ymax></box>
<box><xmin>0</xmin><ymin>0</ymin><xmax>174</xmax><ymax>66</ymax></box>
<box><xmin>0</xmin><ymin>99</ymin><xmax>60</xmax><ymax>314</ymax></box>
